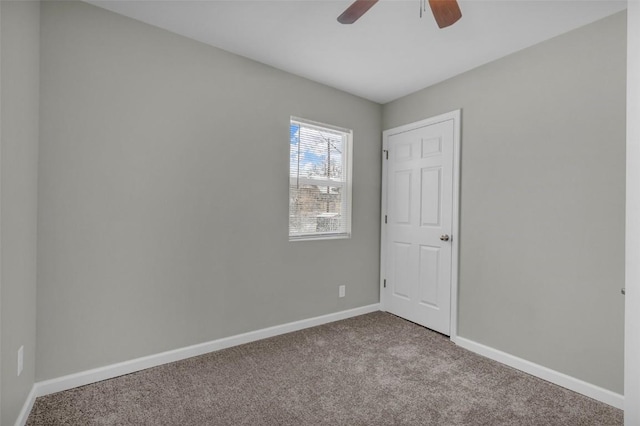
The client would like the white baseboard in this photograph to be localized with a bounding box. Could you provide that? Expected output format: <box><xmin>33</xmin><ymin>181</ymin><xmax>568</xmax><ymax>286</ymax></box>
<box><xmin>14</xmin><ymin>385</ymin><xmax>37</xmax><ymax>426</ymax></box>
<box><xmin>31</xmin><ymin>303</ymin><xmax>380</xmax><ymax>401</ymax></box>
<box><xmin>455</xmin><ymin>336</ymin><xmax>624</xmax><ymax>410</ymax></box>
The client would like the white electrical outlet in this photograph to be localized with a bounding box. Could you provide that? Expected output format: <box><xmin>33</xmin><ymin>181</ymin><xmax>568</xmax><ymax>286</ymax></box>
<box><xmin>339</xmin><ymin>285</ymin><xmax>346</xmax><ymax>298</ymax></box>
<box><xmin>18</xmin><ymin>346</ymin><xmax>24</xmax><ymax>376</ymax></box>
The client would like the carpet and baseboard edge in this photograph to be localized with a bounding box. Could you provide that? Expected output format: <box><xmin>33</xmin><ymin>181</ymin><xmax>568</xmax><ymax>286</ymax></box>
<box><xmin>14</xmin><ymin>303</ymin><xmax>380</xmax><ymax>426</ymax></box>
<box><xmin>15</xmin><ymin>305</ymin><xmax>624</xmax><ymax>425</ymax></box>
<box><xmin>455</xmin><ymin>336</ymin><xmax>624</xmax><ymax>410</ymax></box>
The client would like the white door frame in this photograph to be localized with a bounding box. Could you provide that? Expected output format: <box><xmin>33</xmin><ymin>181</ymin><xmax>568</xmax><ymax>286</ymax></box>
<box><xmin>380</xmin><ymin>109</ymin><xmax>461</xmax><ymax>342</ymax></box>
<box><xmin>625</xmin><ymin>2</ymin><xmax>640</xmax><ymax>424</ymax></box>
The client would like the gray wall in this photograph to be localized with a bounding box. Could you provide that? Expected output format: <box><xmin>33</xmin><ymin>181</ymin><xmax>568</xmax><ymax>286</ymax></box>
<box><xmin>384</xmin><ymin>12</ymin><xmax>626</xmax><ymax>393</ymax></box>
<box><xmin>0</xmin><ymin>1</ymin><xmax>40</xmax><ymax>424</ymax></box>
<box><xmin>37</xmin><ymin>1</ymin><xmax>382</xmax><ymax>381</ymax></box>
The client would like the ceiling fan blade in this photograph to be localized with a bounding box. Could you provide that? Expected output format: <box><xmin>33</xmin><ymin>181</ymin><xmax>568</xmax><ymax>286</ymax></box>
<box><xmin>428</xmin><ymin>0</ymin><xmax>462</xmax><ymax>28</ymax></box>
<box><xmin>337</xmin><ymin>0</ymin><xmax>379</xmax><ymax>24</ymax></box>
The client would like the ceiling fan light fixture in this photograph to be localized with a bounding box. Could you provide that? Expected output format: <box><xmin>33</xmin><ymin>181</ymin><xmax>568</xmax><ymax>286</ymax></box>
<box><xmin>337</xmin><ymin>0</ymin><xmax>461</xmax><ymax>28</ymax></box>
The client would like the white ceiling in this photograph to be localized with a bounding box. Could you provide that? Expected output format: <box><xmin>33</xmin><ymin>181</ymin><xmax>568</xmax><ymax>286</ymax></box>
<box><xmin>88</xmin><ymin>0</ymin><xmax>627</xmax><ymax>104</ymax></box>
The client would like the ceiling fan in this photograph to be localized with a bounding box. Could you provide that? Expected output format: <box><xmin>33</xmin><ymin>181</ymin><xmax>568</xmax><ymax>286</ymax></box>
<box><xmin>337</xmin><ymin>0</ymin><xmax>462</xmax><ymax>28</ymax></box>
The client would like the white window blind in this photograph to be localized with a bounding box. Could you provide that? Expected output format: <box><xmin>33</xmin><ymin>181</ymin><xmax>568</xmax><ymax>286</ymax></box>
<box><xmin>289</xmin><ymin>117</ymin><xmax>352</xmax><ymax>240</ymax></box>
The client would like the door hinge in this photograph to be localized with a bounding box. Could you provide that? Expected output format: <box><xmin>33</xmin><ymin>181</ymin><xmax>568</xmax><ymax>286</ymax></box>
<box><xmin>383</xmin><ymin>279</ymin><xmax>387</xmax><ymax>288</ymax></box>
<box><xmin>384</xmin><ymin>215</ymin><xmax>387</xmax><ymax>224</ymax></box>
<box><xmin>383</xmin><ymin>149</ymin><xmax>388</xmax><ymax>160</ymax></box>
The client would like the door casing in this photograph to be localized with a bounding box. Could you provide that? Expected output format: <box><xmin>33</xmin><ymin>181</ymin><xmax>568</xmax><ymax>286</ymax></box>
<box><xmin>380</xmin><ymin>109</ymin><xmax>461</xmax><ymax>342</ymax></box>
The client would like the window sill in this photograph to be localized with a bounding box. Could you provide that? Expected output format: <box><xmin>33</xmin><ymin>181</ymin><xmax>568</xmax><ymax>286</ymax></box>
<box><xmin>289</xmin><ymin>233</ymin><xmax>351</xmax><ymax>242</ymax></box>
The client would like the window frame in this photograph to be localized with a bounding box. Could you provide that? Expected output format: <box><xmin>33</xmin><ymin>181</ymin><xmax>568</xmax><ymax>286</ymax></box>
<box><xmin>289</xmin><ymin>116</ymin><xmax>353</xmax><ymax>242</ymax></box>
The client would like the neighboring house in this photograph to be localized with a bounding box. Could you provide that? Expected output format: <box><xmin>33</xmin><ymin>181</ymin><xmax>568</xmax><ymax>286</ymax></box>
<box><xmin>289</xmin><ymin>185</ymin><xmax>342</xmax><ymax>234</ymax></box>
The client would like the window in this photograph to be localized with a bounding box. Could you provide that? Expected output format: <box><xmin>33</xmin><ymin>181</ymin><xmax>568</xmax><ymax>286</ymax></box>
<box><xmin>289</xmin><ymin>117</ymin><xmax>352</xmax><ymax>241</ymax></box>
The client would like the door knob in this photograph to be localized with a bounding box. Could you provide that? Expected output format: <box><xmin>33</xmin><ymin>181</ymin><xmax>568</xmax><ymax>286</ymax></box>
<box><xmin>440</xmin><ymin>234</ymin><xmax>450</xmax><ymax>242</ymax></box>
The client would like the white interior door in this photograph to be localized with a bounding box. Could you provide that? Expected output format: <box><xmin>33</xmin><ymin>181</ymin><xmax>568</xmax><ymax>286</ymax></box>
<box><xmin>381</xmin><ymin>111</ymin><xmax>460</xmax><ymax>336</ymax></box>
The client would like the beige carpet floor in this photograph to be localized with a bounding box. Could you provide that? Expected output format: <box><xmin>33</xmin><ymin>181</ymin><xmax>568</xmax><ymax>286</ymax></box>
<box><xmin>27</xmin><ymin>311</ymin><xmax>622</xmax><ymax>425</ymax></box>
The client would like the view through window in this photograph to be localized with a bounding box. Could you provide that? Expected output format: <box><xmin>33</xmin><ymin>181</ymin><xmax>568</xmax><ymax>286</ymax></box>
<box><xmin>289</xmin><ymin>118</ymin><xmax>352</xmax><ymax>240</ymax></box>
